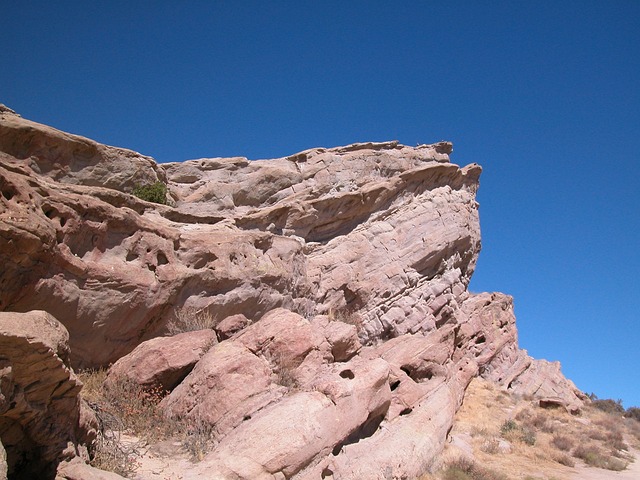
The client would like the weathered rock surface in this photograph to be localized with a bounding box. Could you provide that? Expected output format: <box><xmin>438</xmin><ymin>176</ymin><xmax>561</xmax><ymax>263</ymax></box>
<box><xmin>461</xmin><ymin>292</ymin><xmax>585</xmax><ymax>413</ymax></box>
<box><xmin>1</xmin><ymin>105</ymin><xmax>479</xmax><ymax>368</ymax></box>
<box><xmin>0</xmin><ymin>311</ymin><xmax>96</xmax><ymax>479</ymax></box>
<box><xmin>0</xmin><ymin>107</ymin><xmax>584</xmax><ymax>479</ymax></box>
<box><xmin>105</xmin><ymin>329</ymin><xmax>217</xmax><ymax>392</ymax></box>
<box><xmin>0</xmin><ymin>104</ymin><xmax>164</xmax><ymax>191</ymax></box>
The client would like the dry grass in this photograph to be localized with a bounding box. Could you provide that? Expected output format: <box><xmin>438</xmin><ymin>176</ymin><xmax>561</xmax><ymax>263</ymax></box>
<box><xmin>550</xmin><ymin>434</ymin><xmax>573</xmax><ymax>452</ymax></box>
<box><xmin>573</xmin><ymin>444</ymin><xmax>627</xmax><ymax>470</ymax></box>
<box><xmin>166</xmin><ymin>306</ymin><xmax>218</xmax><ymax>335</ymax></box>
<box><xmin>328</xmin><ymin>306</ymin><xmax>364</xmax><ymax>331</ymax></box>
<box><xmin>79</xmin><ymin>369</ymin><xmax>217</xmax><ymax>475</ymax></box>
<box><xmin>437</xmin><ymin>378</ymin><xmax>636</xmax><ymax>480</ymax></box>
<box><xmin>441</xmin><ymin>457</ymin><xmax>510</xmax><ymax>480</ymax></box>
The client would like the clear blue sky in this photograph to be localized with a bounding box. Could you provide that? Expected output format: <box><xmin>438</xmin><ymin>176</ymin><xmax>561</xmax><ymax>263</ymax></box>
<box><xmin>2</xmin><ymin>1</ymin><xmax>638</xmax><ymax>407</ymax></box>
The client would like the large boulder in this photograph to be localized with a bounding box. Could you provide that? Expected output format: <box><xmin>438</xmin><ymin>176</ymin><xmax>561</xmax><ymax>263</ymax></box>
<box><xmin>0</xmin><ymin>311</ymin><xmax>96</xmax><ymax>479</ymax></box>
<box><xmin>105</xmin><ymin>329</ymin><xmax>217</xmax><ymax>392</ymax></box>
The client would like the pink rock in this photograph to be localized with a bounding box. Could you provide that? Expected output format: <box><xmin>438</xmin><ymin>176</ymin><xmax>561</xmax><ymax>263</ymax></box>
<box><xmin>192</xmin><ymin>357</ymin><xmax>391</xmax><ymax>479</ymax></box>
<box><xmin>105</xmin><ymin>329</ymin><xmax>217</xmax><ymax>392</ymax></box>
<box><xmin>56</xmin><ymin>457</ymin><xmax>127</xmax><ymax>479</ymax></box>
<box><xmin>215</xmin><ymin>313</ymin><xmax>251</xmax><ymax>340</ymax></box>
<box><xmin>322</xmin><ymin>319</ymin><xmax>361</xmax><ymax>362</ymax></box>
<box><xmin>0</xmin><ymin>311</ymin><xmax>96</xmax><ymax>479</ymax></box>
<box><xmin>236</xmin><ymin>308</ymin><xmax>326</xmax><ymax>369</ymax></box>
<box><xmin>160</xmin><ymin>340</ymin><xmax>284</xmax><ymax>437</ymax></box>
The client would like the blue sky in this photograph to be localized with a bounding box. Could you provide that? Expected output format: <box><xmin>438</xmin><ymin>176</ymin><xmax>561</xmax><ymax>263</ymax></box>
<box><xmin>2</xmin><ymin>1</ymin><xmax>639</xmax><ymax>407</ymax></box>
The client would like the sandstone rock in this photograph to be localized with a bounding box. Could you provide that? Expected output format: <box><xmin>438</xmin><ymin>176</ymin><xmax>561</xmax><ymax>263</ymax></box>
<box><xmin>160</xmin><ymin>341</ymin><xmax>285</xmax><ymax>438</ymax></box>
<box><xmin>0</xmin><ymin>311</ymin><xmax>96</xmax><ymax>479</ymax></box>
<box><xmin>462</xmin><ymin>293</ymin><xmax>585</xmax><ymax>413</ymax></box>
<box><xmin>0</xmin><ymin>105</ymin><xmax>165</xmax><ymax>191</ymax></box>
<box><xmin>192</xmin><ymin>357</ymin><xmax>391</xmax><ymax>479</ymax></box>
<box><xmin>236</xmin><ymin>308</ymin><xmax>327</xmax><ymax>369</ymax></box>
<box><xmin>105</xmin><ymin>329</ymin><xmax>217</xmax><ymax>392</ymax></box>
<box><xmin>1</xmin><ymin>108</ymin><xmax>482</xmax><ymax>368</ymax></box>
<box><xmin>56</xmin><ymin>457</ymin><xmax>126</xmax><ymax>480</ymax></box>
<box><xmin>0</xmin><ymin>108</ymin><xmax>586</xmax><ymax>478</ymax></box>
<box><xmin>0</xmin><ymin>438</ymin><xmax>6</xmax><ymax>480</ymax></box>
<box><xmin>317</xmin><ymin>317</ymin><xmax>361</xmax><ymax>362</ymax></box>
<box><xmin>216</xmin><ymin>313</ymin><xmax>250</xmax><ymax>340</ymax></box>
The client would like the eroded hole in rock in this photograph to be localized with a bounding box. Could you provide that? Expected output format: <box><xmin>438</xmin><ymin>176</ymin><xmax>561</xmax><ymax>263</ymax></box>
<box><xmin>59</xmin><ymin>217</ymin><xmax>66</xmax><ymax>227</ymax></box>
<box><xmin>1</xmin><ymin>188</ymin><xmax>15</xmax><ymax>201</ymax></box>
<box><xmin>126</xmin><ymin>251</ymin><xmax>138</xmax><ymax>262</ymax></box>
<box><xmin>400</xmin><ymin>364</ymin><xmax>435</xmax><ymax>383</ymax></box>
<box><xmin>157</xmin><ymin>252</ymin><xmax>169</xmax><ymax>265</ymax></box>
<box><xmin>254</xmin><ymin>237</ymin><xmax>272</xmax><ymax>253</ymax></box>
<box><xmin>42</xmin><ymin>207</ymin><xmax>54</xmax><ymax>218</ymax></box>
<box><xmin>243</xmin><ymin>415</ymin><xmax>251</xmax><ymax>421</ymax></box>
<box><xmin>399</xmin><ymin>407</ymin><xmax>413</xmax><ymax>416</ymax></box>
<box><xmin>390</xmin><ymin>379</ymin><xmax>401</xmax><ymax>391</ymax></box>
<box><xmin>339</xmin><ymin>369</ymin><xmax>354</xmax><ymax>379</ymax></box>
<box><xmin>475</xmin><ymin>334</ymin><xmax>486</xmax><ymax>345</ymax></box>
<box><xmin>321</xmin><ymin>467</ymin><xmax>334</xmax><ymax>478</ymax></box>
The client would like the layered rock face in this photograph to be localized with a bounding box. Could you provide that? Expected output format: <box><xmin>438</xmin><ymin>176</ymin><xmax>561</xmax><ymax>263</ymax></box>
<box><xmin>0</xmin><ymin>105</ymin><xmax>480</xmax><ymax>368</ymax></box>
<box><xmin>0</xmin><ymin>106</ymin><xmax>584</xmax><ymax>478</ymax></box>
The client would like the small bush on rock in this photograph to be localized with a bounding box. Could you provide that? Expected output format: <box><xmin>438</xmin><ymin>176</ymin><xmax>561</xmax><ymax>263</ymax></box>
<box><xmin>132</xmin><ymin>181</ymin><xmax>168</xmax><ymax>205</ymax></box>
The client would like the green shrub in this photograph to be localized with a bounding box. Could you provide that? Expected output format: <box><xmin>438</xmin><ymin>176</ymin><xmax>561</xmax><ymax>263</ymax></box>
<box><xmin>132</xmin><ymin>181</ymin><xmax>168</xmax><ymax>204</ymax></box>
<box><xmin>520</xmin><ymin>427</ymin><xmax>537</xmax><ymax>446</ymax></box>
<box><xmin>500</xmin><ymin>419</ymin><xmax>518</xmax><ymax>435</ymax></box>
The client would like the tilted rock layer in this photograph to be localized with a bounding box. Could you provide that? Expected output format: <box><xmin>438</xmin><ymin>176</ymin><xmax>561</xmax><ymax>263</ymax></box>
<box><xmin>0</xmin><ymin>106</ymin><xmax>585</xmax><ymax>478</ymax></box>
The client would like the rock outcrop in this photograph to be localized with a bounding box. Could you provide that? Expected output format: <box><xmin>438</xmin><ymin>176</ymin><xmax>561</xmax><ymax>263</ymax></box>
<box><xmin>0</xmin><ymin>311</ymin><xmax>96</xmax><ymax>479</ymax></box>
<box><xmin>0</xmin><ymin>106</ymin><xmax>584</xmax><ymax>479</ymax></box>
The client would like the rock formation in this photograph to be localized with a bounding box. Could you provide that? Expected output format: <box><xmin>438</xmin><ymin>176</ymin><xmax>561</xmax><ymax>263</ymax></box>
<box><xmin>0</xmin><ymin>311</ymin><xmax>96</xmax><ymax>479</ymax></box>
<box><xmin>0</xmin><ymin>105</ymin><xmax>585</xmax><ymax>478</ymax></box>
